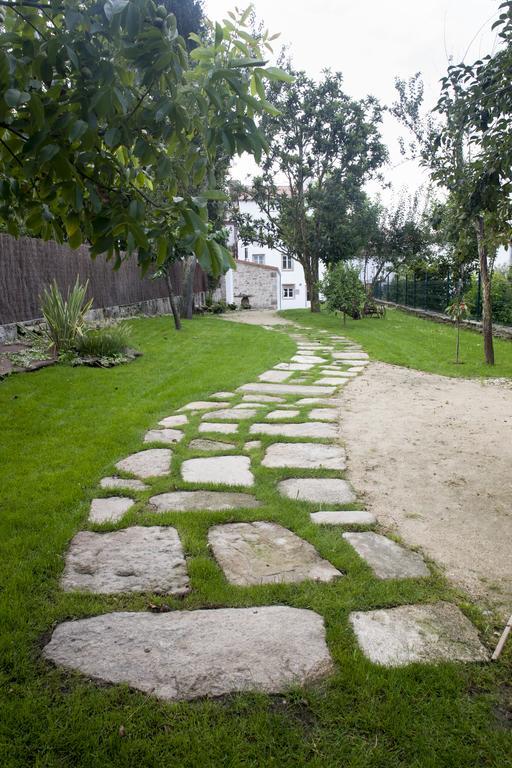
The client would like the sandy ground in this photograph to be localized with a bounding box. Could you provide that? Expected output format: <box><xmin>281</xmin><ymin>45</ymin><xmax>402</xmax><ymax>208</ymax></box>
<box><xmin>341</xmin><ymin>362</ymin><xmax>512</xmax><ymax>619</ymax></box>
<box><xmin>220</xmin><ymin>310</ymin><xmax>292</xmax><ymax>326</ymax></box>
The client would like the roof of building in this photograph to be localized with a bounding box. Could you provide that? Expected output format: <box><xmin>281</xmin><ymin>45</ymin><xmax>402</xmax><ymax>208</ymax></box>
<box><xmin>235</xmin><ymin>259</ymin><xmax>279</xmax><ymax>272</ymax></box>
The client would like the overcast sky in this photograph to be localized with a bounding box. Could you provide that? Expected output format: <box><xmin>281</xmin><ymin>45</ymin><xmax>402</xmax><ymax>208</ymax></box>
<box><xmin>204</xmin><ymin>0</ymin><xmax>501</xmax><ymax>196</ymax></box>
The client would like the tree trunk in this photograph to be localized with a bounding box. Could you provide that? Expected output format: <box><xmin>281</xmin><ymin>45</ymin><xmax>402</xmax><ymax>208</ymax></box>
<box><xmin>305</xmin><ymin>256</ymin><xmax>320</xmax><ymax>312</ymax></box>
<box><xmin>165</xmin><ymin>272</ymin><xmax>181</xmax><ymax>331</ymax></box>
<box><xmin>474</xmin><ymin>216</ymin><xmax>494</xmax><ymax>365</ymax></box>
<box><xmin>181</xmin><ymin>255</ymin><xmax>197</xmax><ymax>320</ymax></box>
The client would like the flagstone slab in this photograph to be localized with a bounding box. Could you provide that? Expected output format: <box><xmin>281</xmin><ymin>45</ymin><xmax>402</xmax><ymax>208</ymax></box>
<box><xmin>116</xmin><ymin>449</ymin><xmax>171</xmax><ymax>479</ymax></box>
<box><xmin>201</xmin><ymin>408</ymin><xmax>256</xmax><ymax>421</ymax></box>
<box><xmin>342</xmin><ymin>532</ymin><xmax>429</xmax><ymax>579</ymax></box>
<box><xmin>349</xmin><ymin>602</ymin><xmax>489</xmax><ymax>667</ymax></box>
<box><xmin>43</xmin><ymin>606</ymin><xmax>334</xmax><ymax>701</ymax></box>
<box><xmin>333</xmin><ymin>352</ymin><xmax>369</xmax><ymax>360</ymax></box>
<box><xmin>244</xmin><ymin>440</ymin><xmax>261</xmax><ymax>451</ymax></box>
<box><xmin>234</xmin><ymin>402</ymin><xmax>268</xmax><ymax>409</ymax></box>
<box><xmin>296</xmin><ymin>398</ymin><xmax>341</xmax><ymax>406</ymax></box>
<box><xmin>208</xmin><ymin>522</ymin><xmax>342</xmax><ymax>585</ymax></box>
<box><xmin>347</xmin><ymin>367</ymin><xmax>365</xmax><ymax>373</ymax></box>
<box><xmin>179</xmin><ymin>401</ymin><xmax>230</xmax><ymax>412</ymax></box>
<box><xmin>309</xmin><ymin>408</ymin><xmax>339</xmax><ymax>422</ymax></box>
<box><xmin>198</xmin><ymin>422</ymin><xmax>239</xmax><ymax>434</ymax></box>
<box><xmin>274</xmin><ymin>362</ymin><xmax>314</xmax><ymax>371</ymax></box>
<box><xmin>144</xmin><ymin>428</ymin><xmax>183</xmax><ymax>444</ymax></box>
<box><xmin>266</xmin><ymin>409</ymin><xmax>300</xmax><ymax>420</ymax></box>
<box><xmin>292</xmin><ymin>355</ymin><xmax>326</xmax><ymax>364</ymax></box>
<box><xmin>100</xmin><ymin>477</ymin><xmax>148</xmax><ymax>492</ymax></box>
<box><xmin>250</xmin><ymin>422</ymin><xmax>338</xmax><ymax>439</ymax></box>
<box><xmin>262</xmin><ymin>442</ymin><xmax>346</xmax><ymax>470</ymax></box>
<box><xmin>89</xmin><ymin>497</ymin><xmax>134</xmax><ymax>524</ymax></box>
<box><xmin>311</xmin><ymin>510</ymin><xmax>376</xmax><ymax>525</ymax></box>
<box><xmin>181</xmin><ymin>456</ymin><xmax>254</xmax><ymax>487</ymax></box>
<box><xmin>158</xmin><ymin>414</ymin><xmax>188</xmax><ymax>428</ymax></box>
<box><xmin>319</xmin><ymin>370</ymin><xmax>352</xmax><ymax>377</ymax></box>
<box><xmin>242</xmin><ymin>394</ymin><xmax>285</xmax><ymax>403</ymax></box>
<box><xmin>149</xmin><ymin>490</ymin><xmax>261</xmax><ymax>512</ymax></box>
<box><xmin>61</xmin><ymin>527</ymin><xmax>189</xmax><ymax>595</ymax></box>
<box><xmin>258</xmin><ymin>370</ymin><xmax>291</xmax><ymax>383</ymax></box>
<box><xmin>211</xmin><ymin>391</ymin><xmax>236</xmax><ymax>399</ymax></box>
<box><xmin>278</xmin><ymin>478</ymin><xmax>356</xmax><ymax>504</ymax></box>
<box><xmin>189</xmin><ymin>438</ymin><xmax>236</xmax><ymax>451</ymax></box>
<box><xmin>315</xmin><ymin>377</ymin><xmax>350</xmax><ymax>386</ymax></box>
<box><xmin>240</xmin><ymin>383</ymin><xmax>335</xmax><ymax>397</ymax></box>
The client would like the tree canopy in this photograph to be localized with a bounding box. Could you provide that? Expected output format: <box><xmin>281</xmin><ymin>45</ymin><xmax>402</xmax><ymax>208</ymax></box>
<box><xmin>0</xmin><ymin>1</ymin><xmax>287</xmax><ymax>277</ymax></box>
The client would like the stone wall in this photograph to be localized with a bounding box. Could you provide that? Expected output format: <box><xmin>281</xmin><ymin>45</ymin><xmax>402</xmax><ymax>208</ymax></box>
<box><xmin>230</xmin><ymin>260</ymin><xmax>279</xmax><ymax>309</ymax></box>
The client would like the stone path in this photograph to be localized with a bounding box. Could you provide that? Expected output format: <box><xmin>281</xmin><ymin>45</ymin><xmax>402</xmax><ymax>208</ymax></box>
<box><xmin>44</xmin><ymin>315</ymin><xmax>489</xmax><ymax>703</ymax></box>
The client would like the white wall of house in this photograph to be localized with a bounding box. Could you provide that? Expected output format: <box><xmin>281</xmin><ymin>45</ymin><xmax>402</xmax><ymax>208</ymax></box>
<box><xmin>226</xmin><ymin>199</ymin><xmax>321</xmax><ymax>310</ymax></box>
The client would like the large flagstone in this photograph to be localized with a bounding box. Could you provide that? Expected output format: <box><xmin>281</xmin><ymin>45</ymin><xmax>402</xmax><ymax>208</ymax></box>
<box><xmin>278</xmin><ymin>478</ymin><xmax>356</xmax><ymax>504</ymax></box>
<box><xmin>208</xmin><ymin>521</ymin><xmax>342</xmax><ymax>585</ymax></box>
<box><xmin>144</xmin><ymin>428</ymin><xmax>183</xmax><ymax>444</ymax></box>
<box><xmin>198</xmin><ymin>422</ymin><xmax>238</xmax><ymax>434</ymax></box>
<box><xmin>311</xmin><ymin>510</ymin><xmax>376</xmax><ymax>525</ymax></box>
<box><xmin>242</xmin><ymin>394</ymin><xmax>285</xmax><ymax>403</ymax></box>
<box><xmin>43</xmin><ymin>606</ymin><xmax>334</xmax><ymax>700</ymax></box>
<box><xmin>149</xmin><ymin>490</ymin><xmax>260</xmax><ymax>512</ymax></box>
<box><xmin>292</xmin><ymin>355</ymin><xmax>326</xmax><ymax>364</ymax></box>
<box><xmin>89</xmin><ymin>497</ymin><xmax>134</xmax><ymax>524</ymax></box>
<box><xmin>189</xmin><ymin>438</ymin><xmax>236</xmax><ymax>451</ymax></box>
<box><xmin>181</xmin><ymin>455</ymin><xmax>254</xmax><ymax>486</ymax></box>
<box><xmin>158</xmin><ymin>414</ymin><xmax>188</xmax><ymax>428</ymax></box>
<box><xmin>201</xmin><ymin>408</ymin><xmax>256</xmax><ymax>421</ymax></box>
<box><xmin>262</xmin><ymin>442</ymin><xmax>346</xmax><ymax>470</ymax></box>
<box><xmin>116</xmin><ymin>449</ymin><xmax>171</xmax><ymax>479</ymax></box>
<box><xmin>239</xmin><ymin>383</ymin><xmax>335</xmax><ymax>396</ymax></box>
<box><xmin>250</xmin><ymin>422</ymin><xmax>338</xmax><ymax>439</ymax></box>
<box><xmin>349</xmin><ymin>602</ymin><xmax>488</xmax><ymax>667</ymax></box>
<box><xmin>179</xmin><ymin>401</ymin><xmax>229</xmax><ymax>411</ymax></box>
<box><xmin>61</xmin><ymin>526</ymin><xmax>189</xmax><ymax>595</ymax></box>
<box><xmin>258</xmin><ymin>370</ymin><xmax>292</xmax><ymax>383</ymax></box>
<box><xmin>100</xmin><ymin>477</ymin><xmax>148</xmax><ymax>492</ymax></box>
<box><xmin>342</xmin><ymin>532</ymin><xmax>429</xmax><ymax>579</ymax></box>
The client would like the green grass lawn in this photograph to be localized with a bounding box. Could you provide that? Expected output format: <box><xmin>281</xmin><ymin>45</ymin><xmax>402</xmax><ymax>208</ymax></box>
<box><xmin>281</xmin><ymin>307</ymin><xmax>512</xmax><ymax>378</ymax></box>
<box><xmin>1</xmin><ymin>314</ymin><xmax>511</xmax><ymax>767</ymax></box>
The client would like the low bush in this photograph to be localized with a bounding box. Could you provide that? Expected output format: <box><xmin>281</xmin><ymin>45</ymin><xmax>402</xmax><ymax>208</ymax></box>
<box><xmin>40</xmin><ymin>277</ymin><xmax>92</xmax><ymax>353</ymax></box>
<box><xmin>464</xmin><ymin>268</ymin><xmax>512</xmax><ymax>325</ymax></box>
<box><xmin>74</xmin><ymin>324</ymin><xmax>131</xmax><ymax>358</ymax></box>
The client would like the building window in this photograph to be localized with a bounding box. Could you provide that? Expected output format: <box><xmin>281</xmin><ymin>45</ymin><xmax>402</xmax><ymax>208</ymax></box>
<box><xmin>283</xmin><ymin>284</ymin><xmax>295</xmax><ymax>299</ymax></box>
<box><xmin>252</xmin><ymin>253</ymin><xmax>265</xmax><ymax>265</ymax></box>
<box><xmin>282</xmin><ymin>254</ymin><xmax>293</xmax><ymax>270</ymax></box>
<box><xmin>244</xmin><ymin>246</ymin><xmax>249</xmax><ymax>261</ymax></box>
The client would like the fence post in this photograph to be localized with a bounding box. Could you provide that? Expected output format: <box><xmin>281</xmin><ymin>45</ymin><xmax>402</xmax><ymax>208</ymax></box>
<box><xmin>424</xmin><ymin>273</ymin><xmax>428</xmax><ymax>309</ymax></box>
<box><xmin>446</xmin><ymin>274</ymin><xmax>450</xmax><ymax>308</ymax></box>
<box><xmin>413</xmin><ymin>275</ymin><xmax>416</xmax><ymax>307</ymax></box>
<box><xmin>476</xmin><ymin>271</ymin><xmax>482</xmax><ymax>318</ymax></box>
<box><xmin>405</xmin><ymin>274</ymin><xmax>408</xmax><ymax>305</ymax></box>
<box><xmin>387</xmin><ymin>274</ymin><xmax>390</xmax><ymax>301</ymax></box>
<box><xmin>396</xmin><ymin>275</ymin><xmax>399</xmax><ymax>303</ymax></box>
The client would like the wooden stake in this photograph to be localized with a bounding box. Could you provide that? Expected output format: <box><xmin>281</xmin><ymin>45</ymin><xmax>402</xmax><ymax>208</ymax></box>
<box><xmin>492</xmin><ymin>614</ymin><xmax>512</xmax><ymax>661</ymax></box>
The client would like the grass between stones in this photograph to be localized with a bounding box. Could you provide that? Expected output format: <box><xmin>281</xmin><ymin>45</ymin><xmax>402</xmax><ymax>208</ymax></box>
<box><xmin>0</xmin><ymin>315</ymin><xmax>511</xmax><ymax>767</ymax></box>
<box><xmin>281</xmin><ymin>306</ymin><xmax>512</xmax><ymax>378</ymax></box>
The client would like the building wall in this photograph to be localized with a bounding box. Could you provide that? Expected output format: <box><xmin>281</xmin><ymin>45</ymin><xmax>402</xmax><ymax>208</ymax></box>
<box><xmin>231</xmin><ymin>260</ymin><xmax>278</xmax><ymax>309</ymax></box>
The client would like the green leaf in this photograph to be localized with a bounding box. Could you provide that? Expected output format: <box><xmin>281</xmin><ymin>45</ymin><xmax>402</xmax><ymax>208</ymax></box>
<box><xmin>256</xmin><ymin>66</ymin><xmax>294</xmax><ymax>83</ymax></box>
<box><xmin>69</xmin><ymin>120</ymin><xmax>88</xmax><ymax>142</ymax></box>
<box><xmin>156</xmin><ymin>236</ymin><xmax>168</xmax><ymax>266</ymax></box>
<box><xmin>4</xmin><ymin>89</ymin><xmax>21</xmax><ymax>108</ymax></box>
<box><xmin>202</xmin><ymin>189</ymin><xmax>229</xmax><ymax>201</ymax></box>
<box><xmin>39</xmin><ymin>144</ymin><xmax>60</xmax><ymax>163</ymax></box>
<box><xmin>104</xmin><ymin>0</ymin><xmax>129</xmax><ymax>22</ymax></box>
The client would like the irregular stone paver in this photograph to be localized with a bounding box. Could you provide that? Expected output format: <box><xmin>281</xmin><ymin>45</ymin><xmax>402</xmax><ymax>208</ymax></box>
<box><xmin>158</xmin><ymin>414</ymin><xmax>188</xmax><ymax>428</ymax></box>
<box><xmin>244</xmin><ymin>440</ymin><xmax>261</xmax><ymax>451</ymax></box>
<box><xmin>149</xmin><ymin>490</ymin><xmax>260</xmax><ymax>512</ymax></box>
<box><xmin>297</xmin><ymin>397</ymin><xmax>341</xmax><ymax>406</ymax></box>
<box><xmin>319</xmin><ymin>370</ymin><xmax>352</xmax><ymax>377</ymax></box>
<box><xmin>43</xmin><ymin>606</ymin><xmax>334</xmax><ymax>700</ymax></box>
<box><xmin>240</xmin><ymin>383</ymin><xmax>335</xmax><ymax>397</ymax></box>
<box><xmin>309</xmin><ymin>408</ymin><xmax>338</xmax><ymax>422</ymax></box>
<box><xmin>242</xmin><ymin>393</ymin><xmax>285</xmax><ymax>403</ymax></box>
<box><xmin>274</xmin><ymin>362</ymin><xmax>314</xmax><ymax>371</ymax></box>
<box><xmin>179</xmin><ymin>401</ymin><xmax>229</xmax><ymax>412</ymax></box>
<box><xmin>116</xmin><ymin>449</ymin><xmax>171</xmax><ymax>479</ymax></box>
<box><xmin>349</xmin><ymin>602</ymin><xmax>489</xmax><ymax>667</ymax></box>
<box><xmin>198</xmin><ymin>422</ymin><xmax>238</xmax><ymax>434</ymax></box>
<box><xmin>234</xmin><ymin>402</ymin><xmax>267</xmax><ymax>409</ymax></box>
<box><xmin>333</xmin><ymin>352</ymin><xmax>369</xmax><ymax>360</ymax></box>
<box><xmin>89</xmin><ymin>497</ymin><xmax>134</xmax><ymax>524</ymax></box>
<box><xmin>144</xmin><ymin>428</ymin><xmax>183</xmax><ymax>444</ymax></box>
<box><xmin>201</xmin><ymin>408</ymin><xmax>256</xmax><ymax>421</ymax></box>
<box><xmin>278</xmin><ymin>478</ymin><xmax>356</xmax><ymax>504</ymax></box>
<box><xmin>258</xmin><ymin>370</ymin><xmax>291</xmax><ymax>383</ymax></box>
<box><xmin>292</xmin><ymin>355</ymin><xmax>325</xmax><ymax>364</ymax></box>
<box><xmin>181</xmin><ymin>456</ymin><xmax>254</xmax><ymax>486</ymax></box>
<box><xmin>250</xmin><ymin>422</ymin><xmax>338</xmax><ymax>439</ymax></box>
<box><xmin>262</xmin><ymin>442</ymin><xmax>346</xmax><ymax>470</ymax></box>
<box><xmin>211</xmin><ymin>391</ymin><xmax>235</xmax><ymax>399</ymax></box>
<box><xmin>347</xmin><ymin>367</ymin><xmax>365</xmax><ymax>373</ymax></box>
<box><xmin>100</xmin><ymin>477</ymin><xmax>148</xmax><ymax>492</ymax></box>
<box><xmin>189</xmin><ymin>438</ymin><xmax>236</xmax><ymax>451</ymax></box>
<box><xmin>315</xmin><ymin>377</ymin><xmax>350</xmax><ymax>386</ymax></box>
<box><xmin>208</xmin><ymin>522</ymin><xmax>342</xmax><ymax>585</ymax></box>
<box><xmin>266</xmin><ymin>409</ymin><xmax>300</xmax><ymax>420</ymax></box>
<box><xmin>342</xmin><ymin>532</ymin><xmax>429</xmax><ymax>579</ymax></box>
<box><xmin>61</xmin><ymin>527</ymin><xmax>189</xmax><ymax>595</ymax></box>
<box><xmin>311</xmin><ymin>510</ymin><xmax>376</xmax><ymax>525</ymax></box>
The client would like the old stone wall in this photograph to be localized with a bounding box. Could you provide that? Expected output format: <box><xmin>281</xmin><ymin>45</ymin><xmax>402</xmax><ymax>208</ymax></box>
<box><xmin>231</xmin><ymin>261</ymin><xmax>278</xmax><ymax>309</ymax></box>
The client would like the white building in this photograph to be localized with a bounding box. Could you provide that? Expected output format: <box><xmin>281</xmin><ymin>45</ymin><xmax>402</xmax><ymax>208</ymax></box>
<box><xmin>225</xmin><ymin>198</ymin><xmax>320</xmax><ymax>310</ymax></box>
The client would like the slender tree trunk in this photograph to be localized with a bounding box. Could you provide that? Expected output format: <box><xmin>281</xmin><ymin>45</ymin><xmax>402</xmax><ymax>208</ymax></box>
<box><xmin>181</xmin><ymin>255</ymin><xmax>197</xmax><ymax>320</ymax></box>
<box><xmin>474</xmin><ymin>215</ymin><xmax>494</xmax><ymax>365</ymax></box>
<box><xmin>304</xmin><ymin>256</ymin><xmax>320</xmax><ymax>312</ymax></box>
<box><xmin>165</xmin><ymin>271</ymin><xmax>182</xmax><ymax>331</ymax></box>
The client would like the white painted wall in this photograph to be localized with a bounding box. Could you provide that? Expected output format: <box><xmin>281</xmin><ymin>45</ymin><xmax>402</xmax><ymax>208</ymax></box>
<box><xmin>227</xmin><ymin>199</ymin><xmax>324</xmax><ymax>310</ymax></box>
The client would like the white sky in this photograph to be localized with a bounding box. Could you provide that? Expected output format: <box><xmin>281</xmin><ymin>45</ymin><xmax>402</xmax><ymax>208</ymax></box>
<box><xmin>204</xmin><ymin>0</ymin><xmax>501</xmax><ymax>194</ymax></box>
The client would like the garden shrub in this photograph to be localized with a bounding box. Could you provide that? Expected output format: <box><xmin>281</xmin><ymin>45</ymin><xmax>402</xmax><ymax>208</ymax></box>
<box><xmin>464</xmin><ymin>268</ymin><xmax>512</xmax><ymax>325</ymax></box>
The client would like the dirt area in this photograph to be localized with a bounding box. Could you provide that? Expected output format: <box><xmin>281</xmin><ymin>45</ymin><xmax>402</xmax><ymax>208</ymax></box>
<box><xmin>220</xmin><ymin>310</ymin><xmax>292</xmax><ymax>326</ymax></box>
<box><xmin>341</xmin><ymin>362</ymin><xmax>512</xmax><ymax>619</ymax></box>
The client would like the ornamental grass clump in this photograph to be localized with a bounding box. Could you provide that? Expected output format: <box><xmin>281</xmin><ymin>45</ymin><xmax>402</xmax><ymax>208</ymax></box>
<box><xmin>75</xmin><ymin>325</ymin><xmax>131</xmax><ymax>358</ymax></box>
<box><xmin>40</xmin><ymin>277</ymin><xmax>92</xmax><ymax>354</ymax></box>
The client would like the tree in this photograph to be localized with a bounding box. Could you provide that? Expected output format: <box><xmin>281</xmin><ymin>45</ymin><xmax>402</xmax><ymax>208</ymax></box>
<box><xmin>164</xmin><ymin>0</ymin><xmax>204</xmax><ymax>48</ymax></box>
<box><xmin>320</xmin><ymin>261</ymin><xmax>366</xmax><ymax>321</ymax></box>
<box><xmin>235</xmin><ymin>69</ymin><xmax>387</xmax><ymax>311</ymax></box>
<box><xmin>0</xmin><ymin>2</ymin><xmax>287</xmax><ymax>286</ymax></box>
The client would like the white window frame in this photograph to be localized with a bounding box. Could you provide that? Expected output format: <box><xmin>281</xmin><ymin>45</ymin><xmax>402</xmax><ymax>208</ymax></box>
<box><xmin>282</xmin><ymin>284</ymin><xmax>295</xmax><ymax>299</ymax></box>
<box><xmin>282</xmin><ymin>254</ymin><xmax>293</xmax><ymax>271</ymax></box>
<box><xmin>252</xmin><ymin>253</ymin><xmax>265</xmax><ymax>265</ymax></box>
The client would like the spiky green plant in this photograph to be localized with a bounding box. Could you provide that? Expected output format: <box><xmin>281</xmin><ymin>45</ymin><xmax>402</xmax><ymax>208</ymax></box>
<box><xmin>75</xmin><ymin>325</ymin><xmax>131</xmax><ymax>358</ymax></box>
<box><xmin>40</xmin><ymin>277</ymin><xmax>92</xmax><ymax>354</ymax></box>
